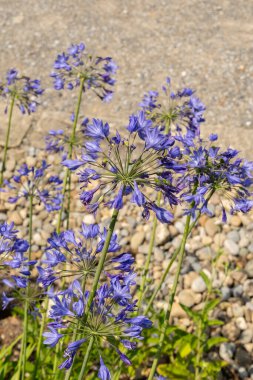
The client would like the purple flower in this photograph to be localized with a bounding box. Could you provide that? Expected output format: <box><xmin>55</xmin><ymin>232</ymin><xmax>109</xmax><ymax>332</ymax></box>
<box><xmin>38</xmin><ymin>225</ymin><xmax>134</xmax><ymax>289</ymax></box>
<box><xmin>2</xmin><ymin>160</ymin><xmax>63</xmax><ymax>213</ymax></box>
<box><xmin>0</xmin><ymin>69</ymin><xmax>44</xmax><ymax>114</ymax></box>
<box><xmin>62</xmin><ymin>113</ymin><xmax>179</xmax><ymax>223</ymax></box>
<box><xmin>43</xmin><ymin>327</ymin><xmax>64</xmax><ymax>347</ymax></box>
<box><xmin>51</xmin><ymin>43</ymin><xmax>117</xmax><ymax>102</ymax></box>
<box><xmin>98</xmin><ymin>357</ymin><xmax>111</xmax><ymax>380</ymax></box>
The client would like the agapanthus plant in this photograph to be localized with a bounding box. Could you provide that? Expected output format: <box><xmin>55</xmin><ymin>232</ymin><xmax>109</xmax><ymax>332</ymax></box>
<box><xmin>63</xmin><ymin>113</ymin><xmax>180</xmax><ymax>223</ymax></box>
<box><xmin>170</xmin><ymin>134</ymin><xmax>253</xmax><ymax>220</ymax></box>
<box><xmin>38</xmin><ymin>223</ymin><xmax>134</xmax><ymax>288</ymax></box>
<box><xmin>0</xmin><ymin>69</ymin><xmax>44</xmax><ymax>185</ymax></box>
<box><xmin>1</xmin><ymin>160</ymin><xmax>63</xmax><ymax>212</ymax></box>
<box><xmin>51</xmin><ymin>42</ymin><xmax>117</xmax><ymax>102</ymax></box>
<box><xmin>140</xmin><ymin>77</ymin><xmax>205</xmax><ymax>138</ymax></box>
<box><xmin>44</xmin><ymin>274</ymin><xmax>152</xmax><ymax>378</ymax></box>
<box><xmin>0</xmin><ymin>222</ymin><xmax>32</xmax><ymax>306</ymax></box>
<box><xmin>0</xmin><ymin>68</ymin><xmax>44</xmax><ymax>114</ymax></box>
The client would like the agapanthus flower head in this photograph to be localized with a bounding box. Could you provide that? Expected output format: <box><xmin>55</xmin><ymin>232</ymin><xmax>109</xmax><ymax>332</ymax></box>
<box><xmin>0</xmin><ymin>222</ymin><xmax>40</xmax><ymax>310</ymax></box>
<box><xmin>50</xmin><ymin>42</ymin><xmax>117</xmax><ymax>102</ymax></box>
<box><xmin>0</xmin><ymin>69</ymin><xmax>44</xmax><ymax>114</ymax></box>
<box><xmin>44</xmin><ymin>274</ymin><xmax>152</xmax><ymax>376</ymax></box>
<box><xmin>63</xmin><ymin>113</ymin><xmax>180</xmax><ymax>223</ymax></box>
<box><xmin>38</xmin><ymin>223</ymin><xmax>134</xmax><ymax>288</ymax></box>
<box><xmin>45</xmin><ymin>117</ymin><xmax>89</xmax><ymax>155</ymax></box>
<box><xmin>1</xmin><ymin>160</ymin><xmax>63</xmax><ymax>212</ymax></box>
<box><xmin>139</xmin><ymin>77</ymin><xmax>205</xmax><ymax>138</ymax></box>
<box><xmin>170</xmin><ymin>135</ymin><xmax>253</xmax><ymax>220</ymax></box>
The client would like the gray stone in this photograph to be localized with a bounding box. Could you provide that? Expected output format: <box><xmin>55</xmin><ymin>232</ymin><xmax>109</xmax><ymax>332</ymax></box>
<box><xmin>221</xmin><ymin>286</ymin><xmax>231</xmax><ymax>300</ymax></box>
<box><xmin>222</xmin><ymin>322</ymin><xmax>241</xmax><ymax>341</ymax></box>
<box><xmin>232</xmin><ymin>285</ymin><xmax>243</xmax><ymax>297</ymax></box>
<box><xmin>248</xmin><ymin>243</ymin><xmax>253</xmax><ymax>254</ymax></box>
<box><xmin>240</xmin><ymin>328</ymin><xmax>253</xmax><ymax>344</ymax></box>
<box><xmin>219</xmin><ymin>342</ymin><xmax>235</xmax><ymax>362</ymax></box>
<box><xmin>243</xmin><ymin>280</ymin><xmax>253</xmax><ymax>297</ymax></box>
<box><xmin>227</xmin><ymin>230</ymin><xmax>240</xmax><ymax>242</ymax></box>
<box><xmin>245</xmin><ymin>260</ymin><xmax>253</xmax><ymax>278</ymax></box>
<box><xmin>238</xmin><ymin>367</ymin><xmax>248</xmax><ymax>379</ymax></box>
<box><xmin>224</xmin><ymin>239</ymin><xmax>239</xmax><ymax>255</ymax></box>
<box><xmin>191</xmin><ymin>276</ymin><xmax>207</xmax><ymax>293</ymax></box>
<box><xmin>235</xmin><ymin>317</ymin><xmax>247</xmax><ymax>330</ymax></box>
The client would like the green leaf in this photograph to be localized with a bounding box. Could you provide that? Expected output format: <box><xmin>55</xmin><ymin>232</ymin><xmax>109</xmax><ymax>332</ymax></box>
<box><xmin>200</xmin><ymin>271</ymin><xmax>211</xmax><ymax>290</ymax></box>
<box><xmin>204</xmin><ymin>298</ymin><xmax>220</xmax><ymax>313</ymax></box>
<box><xmin>207</xmin><ymin>319</ymin><xmax>224</xmax><ymax>326</ymax></box>
<box><xmin>179</xmin><ymin>303</ymin><xmax>201</xmax><ymax>322</ymax></box>
<box><xmin>178</xmin><ymin>342</ymin><xmax>192</xmax><ymax>358</ymax></box>
<box><xmin>206</xmin><ymin>336</ymin><xmax>228</xmax><ymax>350</ymax></box>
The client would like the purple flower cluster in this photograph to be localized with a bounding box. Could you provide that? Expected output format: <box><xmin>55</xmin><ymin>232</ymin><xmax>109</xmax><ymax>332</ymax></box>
<box><xmin>163</xmin><ymin>135</ymin><xmax>253</xmax><ymax>220</ymax></box>
<box><xmin>38</xmin><ymin>223</ymin><xmax>134</xmax><ymax>288</ymax></box>
<box><xmin>63</xmin><ymin>113</ymin><xmax>180</xmax><ymax>223</ymax></box>
<box><xmin>51</xmin><ymin>43</ymin><xmax>117</xmax><ymax>102</ymax></box>
<box><xmin>140</xmin><ymin>77</ymin><xmax>205</xmax><ymax>138</ymax></box>
<box><xmin>44</xmin><ymin>274</ymin><xmax>151</xmax><ymax>377</ymax></box>
<box><xmin>0</xmin><ymin>222</ymin><xmax>34</xmax><ymax>309</ymax></box>
<box><xmin>0</xmin><ymin>69</ymin><xmax>44</xmax><ymax>114</ymax></box>
<box><xmin>2</xmin><ymin>160</ymin><xmax>63</xmax><ymax>212</ymax></box>
<box><xmin>45</xmin><ymin>117</ymin><xmax>89</xmax><ymax>155</ymax></box>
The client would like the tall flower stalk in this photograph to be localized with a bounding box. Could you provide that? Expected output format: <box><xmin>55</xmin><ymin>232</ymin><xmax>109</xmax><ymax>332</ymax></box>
<box><xmin>147</xmin><ymin>213</ymin><xmax>191</xmax><ymax>380</ymax></box>
<box><xmin>18</xmin><ymin>194</ymin><xmax>33</xmax><ymax>380</ymax></box>
<box><xmin>56</xmin><ymin>76</ymin><xmax>85</xmax><ymax>232</ymax></box>
<box><xmin>0</xmin><ymin>69</ymin><xmax>43</xmax><ymax>185</ymax></box>
<box><xmin>0</xmin><ymin>95</ymin><xmax>15</xmax><ymax>186</ymax></box>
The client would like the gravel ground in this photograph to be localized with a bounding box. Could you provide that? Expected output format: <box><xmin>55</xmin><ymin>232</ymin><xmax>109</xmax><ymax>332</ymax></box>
<box><xmin>0</xmin><ymin>0</ymin><xmax>252</xmax><ymax>156</ymax></box>
<box><xmin>0</xmin><ymin>1</ymin><xmax>253</xmax><ymax>379</ymax></box>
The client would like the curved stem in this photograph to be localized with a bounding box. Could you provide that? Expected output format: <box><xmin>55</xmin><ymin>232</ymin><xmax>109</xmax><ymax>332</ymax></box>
<box><xmin>145</xmin><ymin>216</ymin><xmax>199</xmax><ymax>314</ymax></box>
<box><xmin>77</xmin><ymin>336</ymin><xmax>94</xmax><ymax>380</ymax></box>
<box><xmin>0</xmin><ymin>95</ymin><xmax>15</xmax><ymax>186</ymax></box>
<box><xmin>64</xmin><ymin>277</ymin><xmax>87</xmax><ymax>380</ymax></box>
<box><xmin>56</xmin><ymin>77</ymin><xmax>85</xmax><ymax>233</ymax></box>
<box><xmin>18</xmin><ymin>194</ymin><xmax>33</xmax><ymax>380</ymax></box>
<box><xmin>147</xmin><ymin>214</ymin><xmax>191</xmax><ymax>380</ymax></box>
<box><xmin>33</xmin><ymin>297</ymin><xmax>49</xmax><ymax>379</ymax></box>
<box><xmin>137</xmin><ymin>205</ymin><xmax>159</xmax><ymax>309</ymax></box>
<box><xmin>84</xmin><ymin>208</ymin><xmax>119</xmax><ymax>315</ymax></box>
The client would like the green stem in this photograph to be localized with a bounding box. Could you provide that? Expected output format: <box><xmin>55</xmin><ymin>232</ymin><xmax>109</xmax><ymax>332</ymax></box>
<box><xmin>33</xmin><ymin>297</ymin><xmax>49</xmax><ymax>379</ymax></box>
<box><xmin>56</xmin><ymin>77</ymin><xmax>85</xmax><ymax>233</ymax></box>
<box><xmin>147</xmin><ymin>214</ymin><xmax>191</xmax><ymax>380</ymax></box>
<box><xmin>194</xmin><ymin>320</ymin><xmax>202</xmax><ymax>380</ymax></box>
<box><xmin>53</xmin><ymin>79</ymin><xmax>85</xmax><ymax>376</ymax></box>
<box><xmin>137</xmin><ymin>205</ymin><xmax>159</xmax><ymax>309</ymax></box>
<box><xmin>137</xmin><ymin>121</ymin><xmax>171</xmax><ymax>310</ymax></box>
<box><xmin>84</xmin><ymin>208</ymin><xmax>119</xmax><ymax>315</ymax></box>
<box><xmin>0</xmin><ymin>95</ymin><xmax>15</xmax><ymax>186</ymax></box>
<box><xmin>18</xmin><ymin>194</ymin><xmax>33</xmax><ymax>380</ymax></box>
<box><xmin>77</xmin><ymin>337</ymin><xmax>95</xmax><ymax>380</ymax></box>
<box><xmin>145</xmin><ymin>216</ymin><xmax>199</xmax><ymax>314</ymax></box>
<box><xmin>64</xmin><ymin>277</ymin><xmax>87</xmax><ymax>380</ymax></box>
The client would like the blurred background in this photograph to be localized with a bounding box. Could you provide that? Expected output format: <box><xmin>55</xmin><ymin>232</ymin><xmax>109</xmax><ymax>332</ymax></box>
<box><xmin>0</xmin><ymin>0</ymin><xmax>252</xmax><ymax>156</ymax></box>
